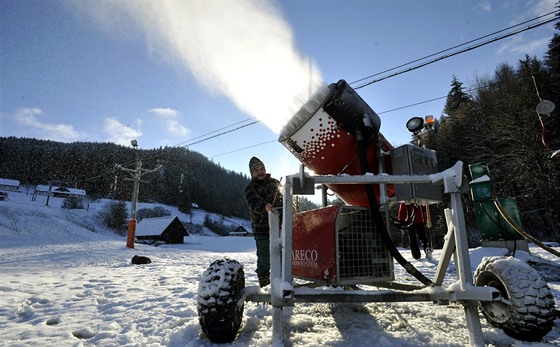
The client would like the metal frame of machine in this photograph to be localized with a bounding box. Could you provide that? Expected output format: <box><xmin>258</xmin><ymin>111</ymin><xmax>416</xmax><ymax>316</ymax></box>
<box><xmin>243</xmin><ymin>161</ymin><xmax>499</xmax><ymax>346</ymax></box>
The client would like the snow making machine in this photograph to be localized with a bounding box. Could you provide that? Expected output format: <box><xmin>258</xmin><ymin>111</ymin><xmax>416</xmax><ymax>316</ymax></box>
<box><xmin>197</xmin><ymin>80</ymin><xmax>556</xmax><ymax>345</ymax></box>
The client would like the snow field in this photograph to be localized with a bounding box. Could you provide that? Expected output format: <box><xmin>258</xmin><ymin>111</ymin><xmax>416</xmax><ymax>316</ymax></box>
<box><xmin>0</xmin><ymin>191</ymin><xmax>558</xmax><ymax>346</ymax></box>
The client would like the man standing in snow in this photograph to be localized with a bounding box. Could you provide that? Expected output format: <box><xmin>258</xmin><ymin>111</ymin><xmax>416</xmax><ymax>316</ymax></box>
<box><xmin>244</xmin><ymin>156</ymin><xmax>282</xmax><ymax>288</ymax></box>
<box><xmin>396</xmin><ymin>203</ymin><xmax>433</xmax><ymax>260</ymax></box>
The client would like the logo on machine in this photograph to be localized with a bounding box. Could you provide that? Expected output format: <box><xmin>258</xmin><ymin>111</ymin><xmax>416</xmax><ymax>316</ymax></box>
<box><xmin>292</xmin><ymin>249</ymin><xmax>318</xmax><ymax>268</ymax></box>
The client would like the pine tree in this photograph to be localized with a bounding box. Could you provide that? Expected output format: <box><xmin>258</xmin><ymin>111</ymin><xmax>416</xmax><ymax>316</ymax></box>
<box><xmin>443</xmin><ymin>75</ymin><xmax>472</xmax><ymax>115</ymax></box>
<box><xmin>544</xmin><ymin>2</ymin><xmax>560</xmax><ymax>96</ymax></box>
<box><xmin>436</xmin><ymin>76</ymin><xmax>476</xmax><ymax>170</ymax></box>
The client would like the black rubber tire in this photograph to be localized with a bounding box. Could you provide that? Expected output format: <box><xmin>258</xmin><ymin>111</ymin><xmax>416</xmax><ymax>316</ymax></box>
<box><xmin>197</xmin><ymin>258</ymin><xmax>245</xmax><ymax>343</ymax></box>
<box><xmin>474</xmin><ymin>256</ymin><xmax>556</xmax><ymax>341</ymax></box>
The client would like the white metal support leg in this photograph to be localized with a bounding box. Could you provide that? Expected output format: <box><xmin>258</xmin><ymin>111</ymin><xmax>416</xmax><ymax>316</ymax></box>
<box><xmin>282</xmin><ymin>177</ymin><xmax>294</xmax><ymax>286</ymax></box>
<box><xmin>269</xmin><ymin>175</ymin><xmax>297</xmax><ymax>346</ymax></box>
<box><xmin>432</xmin><ymin>208</ymin><xmax>457</xmax><ymax>286</ymax></box>
<box><xmin>269</xmin><ymin>205</ymin><xmax>284</xmax><ymax>345</ymax></box>
<box><xmin>449</xmin><ymin>192</ymin><xmax>485</xmax><ymax>347</ymax></box>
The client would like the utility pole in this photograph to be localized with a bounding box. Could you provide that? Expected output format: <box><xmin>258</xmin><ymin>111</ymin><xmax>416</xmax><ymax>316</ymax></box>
<box><xmin>45</xmin><ymin>181</ymin><xmax>53</xmax><ymax>207</ymax></box>
<box><xmin>117</xmin><ymin>140</ymin><xmax>161</xmax><ymax>249</ymax></box>
<box><xmin>45</xmin><ymin>180</ymin><xmax>65</xmax><ymax>206</ymax></box>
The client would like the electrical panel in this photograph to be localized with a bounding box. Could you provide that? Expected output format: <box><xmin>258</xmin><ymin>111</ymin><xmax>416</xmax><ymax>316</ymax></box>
<box><xmin>390</xmin><ymin>144</ymin><xmax>442</xmax><ymax>203</ymax></box>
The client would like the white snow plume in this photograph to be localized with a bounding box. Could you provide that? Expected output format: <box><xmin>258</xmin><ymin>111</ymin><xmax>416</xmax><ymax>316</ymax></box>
<box><xmin>79</xmin><ymin>1</ymin><xmax>324</xmax><ymax>134</ymax></box>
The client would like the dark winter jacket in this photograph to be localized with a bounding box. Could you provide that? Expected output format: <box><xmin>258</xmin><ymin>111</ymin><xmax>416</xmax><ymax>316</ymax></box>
<box><xmin>244</xmin><ymin>174</ymin><xmax>282</xmax><ymax>237</ymax></box>
<box><xmin>398</xmin><ymin>203</ymin><xmax>427</xmax><ymax>224</ymax></box>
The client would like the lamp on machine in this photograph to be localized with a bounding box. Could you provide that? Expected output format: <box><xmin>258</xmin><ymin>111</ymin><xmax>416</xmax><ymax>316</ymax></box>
<box><xmin>406</xmin><ymin>116</ymin><xmax>424</xmax><ymax>134</ymax></box>
<box><xmin>535</xmin><ymin>100</ymin><xmax>559</xmax><ymax>158</ymax></box>
<box><xmin>536</xmin><ymin>100</ymin><xmax>555</xmax><ymax>115</ymax></box>
<box><xmin>424</xmin><ymin>115</ymin><xmax>435</xmax><ymax>130</ymax></box>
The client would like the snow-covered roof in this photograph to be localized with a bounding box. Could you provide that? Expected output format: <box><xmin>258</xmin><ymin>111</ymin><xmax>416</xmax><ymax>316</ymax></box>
<box><xmin>35</xmin><ymin>185</ymin><xmax>86</xmax><ymax>196</ymax></box>
<box><xmin>470</xmin><ymin>175</ymin><xmax>491</xmax><ymax>184</ymax></box>
<box><xmin>0</xmin><ymin>178</ymin><xmax>20</xmax><ymax>187</ymax></box>
<box><xmin>136</xmin><ymin>216</ymin><xmax>179</xmax><ymax>237</ymax></box>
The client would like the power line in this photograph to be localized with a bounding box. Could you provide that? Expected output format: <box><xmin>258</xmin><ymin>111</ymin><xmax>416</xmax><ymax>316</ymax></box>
<box><xmin>110</xmin><ymin>119</ymin><xmax>262</xmax><ymax>170</ymax></box>
<box><xmin>175</xmin><ymin>117</ymin><xmax>259</xmax><ymax>147</ymax></box>
<box><xmin>210</xmin><ymin>140</ymin><xmax>277</xmax><ymax>159</ymax></box>
<box><xmin>352</xmin><ymin>14</ymin><xmax>559</xmax><ymax>89</ymax></box>
<box><xmin>349</xmin><ymin>10</ymin><xmax>559</xmax><ymax>87</ymax></box>
<box><xmin>180</xmin><ymin>119</ymin><xmax>261</xmax><ymax>147</ymax></box>
<box><xmin>377</xmin><ymin>95</ymin><xmax>447</xmax><ymax>115</ymax></box>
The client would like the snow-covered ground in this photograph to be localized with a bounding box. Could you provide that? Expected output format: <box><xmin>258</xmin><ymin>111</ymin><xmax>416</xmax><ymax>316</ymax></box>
<box><xmin>0</xmin><ymin>190</ymin><xmax>558</xmax><ymax>346</ymax></box>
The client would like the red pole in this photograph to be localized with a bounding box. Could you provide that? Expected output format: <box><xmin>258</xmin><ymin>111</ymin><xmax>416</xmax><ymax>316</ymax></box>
<box><xmin>126</xmin><ymin>219</ymin><xmax>137</xmax><ymax>249</ymax></box>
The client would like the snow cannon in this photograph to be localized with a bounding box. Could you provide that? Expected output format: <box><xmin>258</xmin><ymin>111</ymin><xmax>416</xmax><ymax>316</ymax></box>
<box><xmin>279</xmin><ymin>79</ymin><xmax>394</xmax><ymax>206</ymax></box>
<box><xmin>197</xmin><ymin>80</ymin><xmax>557</xmax><ymax>346</ymax></box>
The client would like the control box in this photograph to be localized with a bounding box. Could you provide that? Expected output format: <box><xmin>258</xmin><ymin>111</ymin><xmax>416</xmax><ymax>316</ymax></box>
<box><xmin>390</xmin><ymin>144</ymin><xmax>442</xmax><ymax>203</ymax></box>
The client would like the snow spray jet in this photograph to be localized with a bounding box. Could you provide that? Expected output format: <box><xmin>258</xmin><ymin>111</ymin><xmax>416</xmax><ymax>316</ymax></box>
<box><xmin>78</xmin><ymin>1</ymin><xmax>324</xmax><ymax>133</ymax></box>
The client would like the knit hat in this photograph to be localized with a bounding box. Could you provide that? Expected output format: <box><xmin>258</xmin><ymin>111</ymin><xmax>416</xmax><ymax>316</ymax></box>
<box><xmin>249</xmin><ymin>156</ymin><xmax>265</xmax><ymax>174</ymax></box>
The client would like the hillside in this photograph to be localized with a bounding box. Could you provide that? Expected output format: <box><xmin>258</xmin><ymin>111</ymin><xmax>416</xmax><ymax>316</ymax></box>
<box><xmin>0</xmin><ymin>188</ymin><xmax>251</xmax><ymax>248</ymax></box>
<box><xmin>0</xmin><ymin>136</ymin><xmax>252</xmax><ymax>219</ymax></box>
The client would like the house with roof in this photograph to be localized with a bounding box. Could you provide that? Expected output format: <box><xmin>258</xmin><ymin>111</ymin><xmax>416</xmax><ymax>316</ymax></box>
<box><xmin>0</xmin><ymin>178</ymin><xmax>20</xmax><ymax>192</ymax></box>
<box><xmin>35</xmin><ymin>185</ymin><xmax>86</xmax><ymax>198</ymax></box>
<box><xmin>229</xmin><ymin>225</ymin><xmax>252</xmax><ymax>237</ymax></box>
<box><xmin>135</xmin><ymin>216</ymin><xmax>187</xmax><ymax>244</ymax></box>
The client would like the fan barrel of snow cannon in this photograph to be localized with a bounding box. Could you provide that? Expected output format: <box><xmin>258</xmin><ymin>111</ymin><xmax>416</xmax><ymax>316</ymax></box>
<box><xmin>279</xmin><ymin>79</ymin><xmax>394</xmax><ymax>206</ymax></box>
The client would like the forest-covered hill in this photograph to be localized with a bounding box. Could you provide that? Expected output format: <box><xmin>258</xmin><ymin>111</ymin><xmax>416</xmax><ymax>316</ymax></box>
<box><xmin>0</xmin><ymin>137</ymin><xmax>251</xmax><ymax>219</ymax></box>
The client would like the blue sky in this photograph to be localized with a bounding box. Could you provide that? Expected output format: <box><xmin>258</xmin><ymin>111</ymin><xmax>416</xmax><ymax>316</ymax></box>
<box><xmin>1</xmin><ymin>0</ymin><xmax>557</xmax><ymax>188</ymax></box>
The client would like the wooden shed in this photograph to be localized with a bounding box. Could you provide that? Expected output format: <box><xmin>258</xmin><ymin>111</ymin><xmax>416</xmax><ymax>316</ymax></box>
<box><xmin>35</xmin><ymin>185</ymin><xmax>86</xmax><ymax>198</ymax></box>
<box><xmin>135</xmin><ymin>216</ymin><xmax>187</xmax><ymax>244</ymax></box>
<box><xmin>0</xmin><ymin>178</ymin><xmax>20</xmax><ymax>192</ymax></box>
<box><xmin>229</xmin><ymin>225</ymin><xmax>252</xmax><ymax>237</ymax></box>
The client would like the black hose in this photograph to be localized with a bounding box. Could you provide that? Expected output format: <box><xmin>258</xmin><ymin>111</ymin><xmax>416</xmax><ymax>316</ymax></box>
<box><xmin>355</xmin><ymin>130</ymin><xmax>433</xmax><ymax>286</ymax></box>
<box><xmin>494</xmin><ymin>199</ymin><xmax>560</xmax><ymax>258</ymax></box>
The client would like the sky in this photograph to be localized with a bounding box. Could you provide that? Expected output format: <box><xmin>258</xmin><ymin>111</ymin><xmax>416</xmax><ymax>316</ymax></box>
<box><xmin>1</xmin><ymin>191</ymin><xmax>559</xmax><ymax>346</ymax></box>
<box><xmin>1</xmin><ymin>0</ymin><xmax>558</xmax><ymax>186</ymax></box>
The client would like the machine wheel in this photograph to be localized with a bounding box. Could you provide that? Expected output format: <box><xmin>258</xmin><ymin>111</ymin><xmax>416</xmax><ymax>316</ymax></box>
<box><xmin>197</xmin><ymin>258</ymin><xmax>245</xmax><ymax>343</ymax></box>
<box><xmin>474</xmin><ymin>256</ymin><xmax>556</xmax><ymax>341</ymax></box>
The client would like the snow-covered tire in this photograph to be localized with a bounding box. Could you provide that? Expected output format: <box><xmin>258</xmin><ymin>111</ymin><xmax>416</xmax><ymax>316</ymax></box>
<box><xmin>197</xmin><ymin>258</ymin><xmax>245</xmax><ymax>343</ymax></box>
<box><xmin>474</xmin><ymin>256</ymin><xmax>556</xmax><ymax>341</ymax></box>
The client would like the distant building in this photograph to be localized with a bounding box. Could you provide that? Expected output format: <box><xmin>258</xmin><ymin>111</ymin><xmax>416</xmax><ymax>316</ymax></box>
<box><xmin>35</xmin><ymin>185</ymin><xmax>86</xmax><ymax>198</ymax></box>
<box><xmin>0</xmin><ymin>178</ymin><xmax>20</xmax><ymax>192</ymax></box>
<box><xmin>135</xmin><ymin>216</ymin><xmax>187</xmax><ymax>244</ymax></box>
<box><xmin>229</xmin><ymin>225</ymin><xmax>251</xmax><ymax>237</ymax></box>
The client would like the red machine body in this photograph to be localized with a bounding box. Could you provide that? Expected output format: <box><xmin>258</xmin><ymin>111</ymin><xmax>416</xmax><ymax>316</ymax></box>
<box><xmin>281</xmin><ymin>80</ymin><xmax>395</xmax><ymax>286</ymax></box>
<box><xmin>280</xmin><ymin>80</ymin><xmax>394</xmax><ymax>207</ymax></box>
<box><xmin>292</xmin><ymin>205</ymin><xmax>393</xmax><ymax>286</ymax></box>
